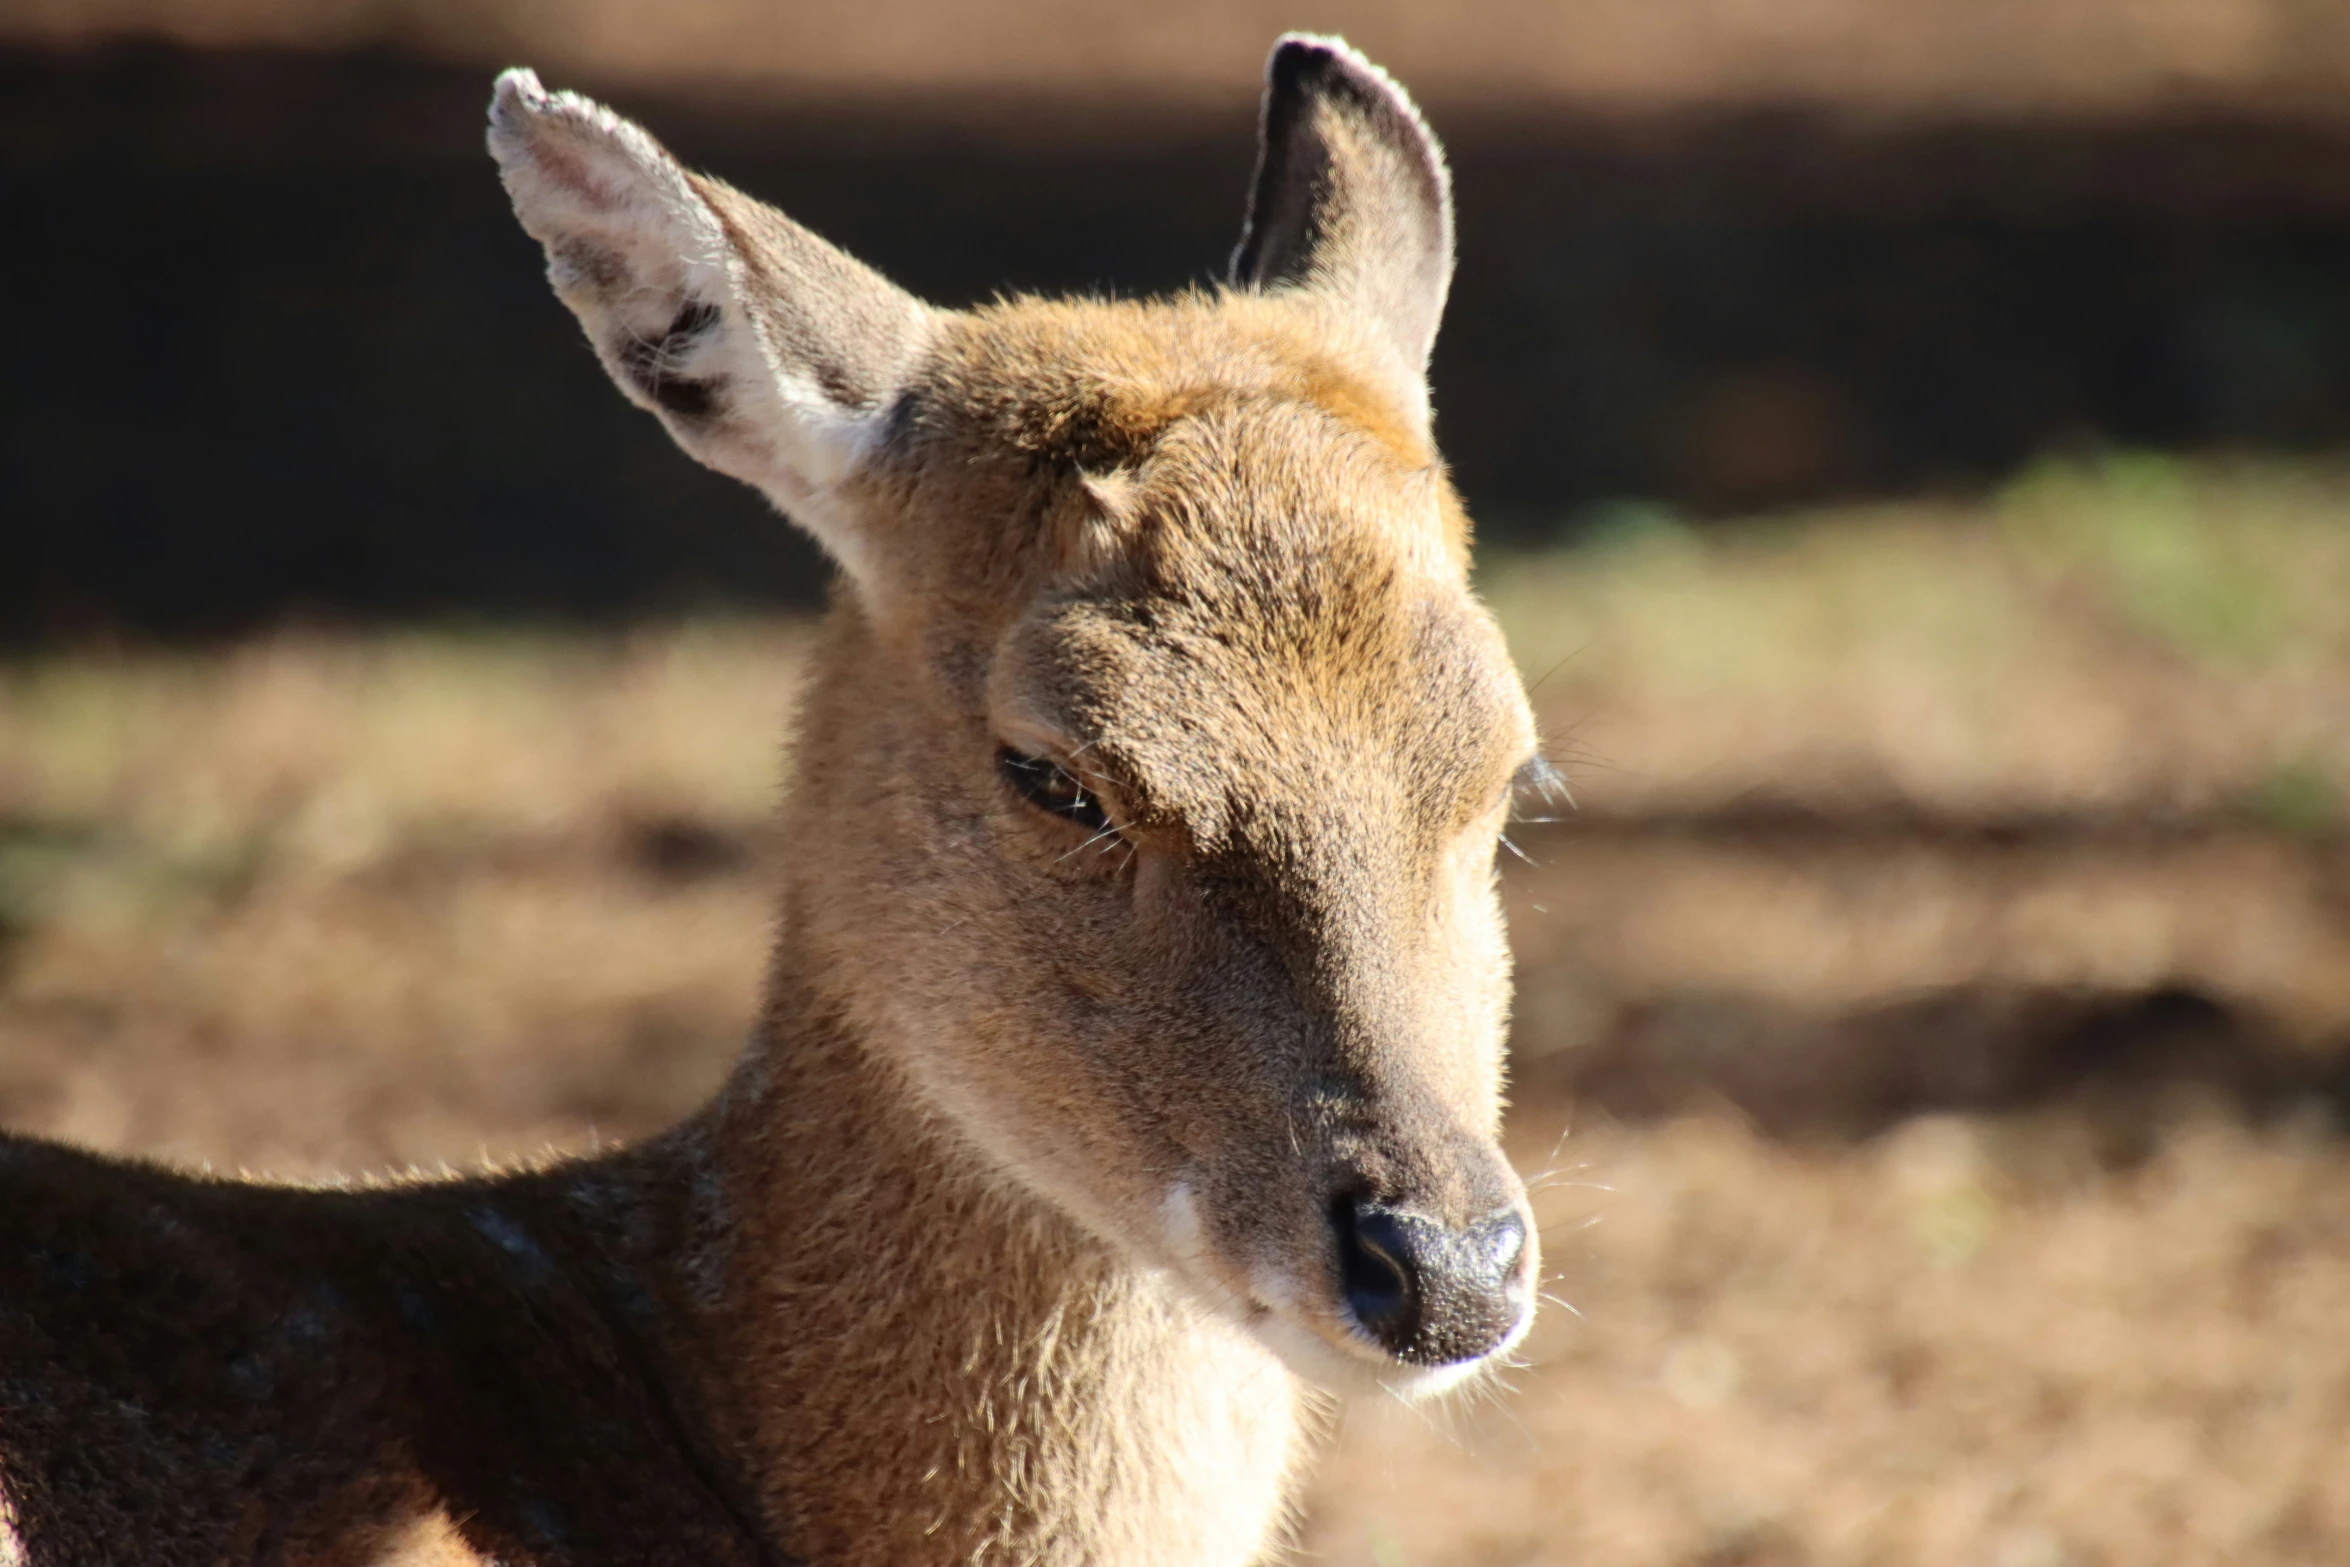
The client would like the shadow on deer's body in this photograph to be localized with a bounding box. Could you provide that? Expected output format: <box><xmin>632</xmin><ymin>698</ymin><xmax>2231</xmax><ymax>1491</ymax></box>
<box><xmin>0</xmin><ymin>36</ymin><xmax>1544</xmax><ymax>1566</ymax></box>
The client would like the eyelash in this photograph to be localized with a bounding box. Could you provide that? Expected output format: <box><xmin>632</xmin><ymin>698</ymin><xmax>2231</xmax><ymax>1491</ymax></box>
<box><xmin>997</xmin><ymin>748</ymin><xmax>1553</xmax><ymax>847</ymax></box>
<box><xmin>1510</xmin><ymin>755</ymin><xmax>1571</xmax><ymax>819</ymax></box>
<box><xmin>998</xmin><ymin>748</ymin><xmax>1115</xmax><ymax>836</ymax></box>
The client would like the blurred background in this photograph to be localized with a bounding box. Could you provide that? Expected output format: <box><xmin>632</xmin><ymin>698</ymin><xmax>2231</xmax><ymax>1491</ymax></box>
<box><xmin>3</xmin><ymin>2</ymin><xmax>2350</xmax><ymax>1563</ymax></box>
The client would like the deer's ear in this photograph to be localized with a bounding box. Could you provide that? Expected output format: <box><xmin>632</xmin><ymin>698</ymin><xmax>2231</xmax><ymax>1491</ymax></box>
<box><xmin>1230</xmin><ymin>35</ymin><xmax>1453</xmax><ymax>432</ymax></box>
<box><xmin>488</xmin><ymin>69</ymin><xmax>934</xmax><ymax>589</ymax></box>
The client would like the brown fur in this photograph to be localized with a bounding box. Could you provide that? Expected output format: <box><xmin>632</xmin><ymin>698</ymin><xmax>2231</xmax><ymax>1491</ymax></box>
<box><xmin>0</xmin><ymin>35</ymin><xmax>1539</xmax><ymax>1566</ymax></box>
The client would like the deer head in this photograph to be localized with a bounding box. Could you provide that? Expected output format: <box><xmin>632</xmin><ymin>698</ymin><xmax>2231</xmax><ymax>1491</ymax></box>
<box><xmin>490</xmin><ymin>34</ymin><xmax>1539</xmax><ymax>1398</ymax></box>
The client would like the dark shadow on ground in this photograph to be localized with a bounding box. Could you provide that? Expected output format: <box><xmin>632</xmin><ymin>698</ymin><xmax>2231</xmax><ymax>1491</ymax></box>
<box><xmin>1543</xmin><ymin>984</ymin><xmax>2350</xmax><ymax>1146</ymax></box>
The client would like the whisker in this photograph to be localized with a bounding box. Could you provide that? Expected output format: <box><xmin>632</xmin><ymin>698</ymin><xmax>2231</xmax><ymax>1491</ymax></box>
<box><xmin>1538</xmin><ymin>1213</ymin><xmax>1605</xmax><ymax>1241</ymax></box>
<box><xmin>1523</xmin><ymin>641</ymin><xmax>1592</xmax><ymax>700</ymax></box>
<box><xmin>1054</xmin><ymin>825</ymin><xmax>1123</xmax><ymax>864</ymax></box>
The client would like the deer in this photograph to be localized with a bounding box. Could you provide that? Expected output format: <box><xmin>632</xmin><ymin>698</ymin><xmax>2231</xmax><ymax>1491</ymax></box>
<box><xmin>0</xmin><ymin>34</ymin><xmax>1548</xmax><ymax>1566</ymax></box>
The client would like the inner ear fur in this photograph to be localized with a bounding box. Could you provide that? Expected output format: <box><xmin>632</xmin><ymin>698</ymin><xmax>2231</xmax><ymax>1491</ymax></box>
<box><xmin>1229</xmin><ymin>34</ymin><xmax>1455</xmax><ymax>431</ymax></box>
<box><xmin>487</xmin><ymin>68</ymin><xmax>935</xmax><ymax>590</ymax></box>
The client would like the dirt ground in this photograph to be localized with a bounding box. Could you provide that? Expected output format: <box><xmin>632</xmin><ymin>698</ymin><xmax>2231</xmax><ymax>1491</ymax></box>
<box><xmin>2</xmin><ymin>458</ymin><xmax>2347</xmax><ymax>1564</ymax></box>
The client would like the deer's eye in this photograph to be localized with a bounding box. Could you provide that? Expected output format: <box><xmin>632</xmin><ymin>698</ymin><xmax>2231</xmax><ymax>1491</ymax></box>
<box><xmin>998</xmin><ymin>747</ymin><xmax>1115</xmax><ymax>836</ymax></box>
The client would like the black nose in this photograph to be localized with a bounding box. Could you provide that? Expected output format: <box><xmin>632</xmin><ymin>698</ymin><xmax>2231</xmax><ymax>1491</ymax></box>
<box><xmin>1332</xmin><ymin>1195</ymin><xmax>1529</xmax><ymax>1365</ymax></box>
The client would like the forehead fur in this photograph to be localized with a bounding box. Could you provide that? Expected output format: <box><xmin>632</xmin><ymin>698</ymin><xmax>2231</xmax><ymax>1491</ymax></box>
<box><xmin>1033</xmin><ymin>534</ymin><xmax>1525</xmax><ymax>851</ymax></box>
<box><xmin>907</xmin><ymin>289</ymin><xmax>1473</xmax><ymax>581</ymax></box>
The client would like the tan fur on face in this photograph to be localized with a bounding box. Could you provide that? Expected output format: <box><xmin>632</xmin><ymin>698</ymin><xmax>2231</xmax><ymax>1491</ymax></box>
<box><xmin>0</xmin><ymin>34</ymin><xmax>1535</xmax><ymax>1567</ymax></box>
<box><xmin>782</xmin><ymin>291</ymin><xmax>1536</xmax><ymax>1397</ymax></box>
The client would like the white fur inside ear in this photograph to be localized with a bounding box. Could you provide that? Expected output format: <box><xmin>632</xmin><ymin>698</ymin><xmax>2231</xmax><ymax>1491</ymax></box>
<box><xmin>489</xmin><ymin>68</ymin><xmax>684</xmax><ymax>212</ymax></box>
<box><xmin>487</xmin><ymin>68</ymin><xmax>729</xmax><ymax>313</ymax></box>
<box><xmin>486</xmin><ymin>68</ymin><xmax>903</xmax><ymax>592</ymax></box>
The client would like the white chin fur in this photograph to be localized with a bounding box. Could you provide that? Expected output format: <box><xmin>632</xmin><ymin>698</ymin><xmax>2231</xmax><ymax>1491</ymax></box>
<box><xmin>1238</xmin><ymin>1306</ymin><xmax>1508</xmax><ymax>1401</ymax></box>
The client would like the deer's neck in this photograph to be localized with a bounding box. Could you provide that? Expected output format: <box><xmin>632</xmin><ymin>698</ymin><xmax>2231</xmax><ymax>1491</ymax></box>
<box><xmin>622</xmin><ymin>960</ymin><xmax>1308</xmax><ymax>1567</ymax></box>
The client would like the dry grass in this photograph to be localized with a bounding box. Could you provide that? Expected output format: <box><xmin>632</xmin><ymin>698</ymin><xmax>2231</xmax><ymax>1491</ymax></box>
<box><xmin>0</xmin><ymin>624</ymin><xmax>806</xmax><ymax>1172</ymax></box>
<box><xmin>2</xmin><ymin>456</ymin><xmax>2348</xmax><ymax>1563</ymax></box>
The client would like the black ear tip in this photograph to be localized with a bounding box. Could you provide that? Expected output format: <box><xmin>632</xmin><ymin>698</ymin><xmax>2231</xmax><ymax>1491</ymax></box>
<box><xmin>1260</xmin><ymin>35</ymin><xmax>1433</xmax><ymax>146</ymax></box>
<box><xmin>1271</xmin><ymin>31</ymin><xmax>1347</xmax><ymax>60</ymax></box>
<box><xmin>1267</xmin><ymin>32</ymin><xmax>1365</xmax><ymax>88</ymax></box>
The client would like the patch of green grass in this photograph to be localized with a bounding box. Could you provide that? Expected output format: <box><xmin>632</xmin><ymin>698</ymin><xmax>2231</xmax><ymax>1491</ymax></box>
<box><xmin>1997</xmin><ymin>452</ymin><xmax>2350</xmax><ymax>670</ymax></box>
<box><xmin>2248</xmin><ymin>758</ymin><xmax>2342</xmax><ymax>838</ymax></box>
<box><xmin>1478</xmin><ymin>493</ymin><xmax>2032</xmax><ymax>702</ymax></box>
<box><xmin>0</xmin><ymin>818</ymin><xmax>95</xmax><ymax>932</ymax></box>
<box><xmin>1483</xmin><ymin>454</ymin><xmax>2350</xmax><ymax>693</ymax></box>
<box><xmin>1470</xmin><ymin>455</ymin><xmax>2350</xmax><ymax>820</ymax></box>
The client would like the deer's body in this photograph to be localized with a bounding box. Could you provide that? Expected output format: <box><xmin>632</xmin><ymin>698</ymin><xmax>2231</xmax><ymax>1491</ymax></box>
<box><xmin>0</xmin><ymin>1000</ymin><xmax>1296</xmax><ymax>1565</ymax></box>
<box><xmin>0</xmin><ymin>38</ymin><xmax>1541</xmax><ymax>1566</ymax></box>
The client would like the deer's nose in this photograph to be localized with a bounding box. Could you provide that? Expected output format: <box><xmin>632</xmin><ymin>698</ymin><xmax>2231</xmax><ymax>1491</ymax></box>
<box><xmin>1332</xmin><ymin>1195</ymin><xmax>1529</xmax><ymax>1365</ymax></box>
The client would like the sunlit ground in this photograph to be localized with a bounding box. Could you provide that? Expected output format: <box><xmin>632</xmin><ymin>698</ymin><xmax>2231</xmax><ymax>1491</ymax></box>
<box><xmin>2</xmin><ymin>456</ymin><xmax>2346</xmax><ymax>1565</ymax></box>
